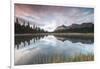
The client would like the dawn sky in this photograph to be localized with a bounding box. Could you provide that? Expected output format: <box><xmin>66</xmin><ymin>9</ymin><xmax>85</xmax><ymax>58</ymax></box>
<box><xmin>15</xmin><ymin>4</ymin><xmax>94</xmax><ymax>32</ymax></box>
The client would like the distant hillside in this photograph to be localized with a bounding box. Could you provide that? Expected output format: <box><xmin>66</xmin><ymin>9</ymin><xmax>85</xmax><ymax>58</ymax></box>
<box><xmin>54</xmin><ymin>23</ymin><xmax>94</xmax><ymax>33</ymax></box>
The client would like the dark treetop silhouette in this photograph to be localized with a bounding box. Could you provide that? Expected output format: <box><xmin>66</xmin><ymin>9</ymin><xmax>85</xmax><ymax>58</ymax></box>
<box><xmin>15</xmin><ymin>18</ymin><xmax>48</xmax><ymax>34</ymax></box>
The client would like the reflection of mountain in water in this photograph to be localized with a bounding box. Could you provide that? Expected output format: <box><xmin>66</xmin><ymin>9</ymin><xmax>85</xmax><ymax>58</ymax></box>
<box><xmin>54</xmin><ymin>36</ymin><xmax>94</xmax><ymax>44</ymax></box>
<box><xmin>15</xmin><ymin>35</ymin><xmax>94</xmax><ymax>49</ymax></box>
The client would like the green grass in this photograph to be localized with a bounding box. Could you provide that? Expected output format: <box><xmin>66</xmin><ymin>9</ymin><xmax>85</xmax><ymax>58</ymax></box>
<box><xmin>15</xmin><ymin>53</ymin><xmax>94</xmax><ymax>65</ymax></box>
<box><xmin>66</xmin><ymin>54</ymin><xmax>94</xmax><ymax>62</ymax></box>
<box><xmin>36</xmin><ymin>54</ymin><xmax>94</xmax><ymax>63</ymax></box>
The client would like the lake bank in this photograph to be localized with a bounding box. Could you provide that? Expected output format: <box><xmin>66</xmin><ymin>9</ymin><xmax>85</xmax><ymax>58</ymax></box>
<box><xmin>15</xmin><ymin>33</ymin><xmax>94</xmax><ymax>39</ymax></box>
<box><xmin>15</xmin><ymin>33</ymin><xmax>93</xmax><ymax>36</ymax></box>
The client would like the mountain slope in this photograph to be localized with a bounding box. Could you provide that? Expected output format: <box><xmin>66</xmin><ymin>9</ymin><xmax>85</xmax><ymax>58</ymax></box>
<box><xmin>54</xmin><ymin>23</ymin><xmax>94</xmax><ymax>33</ymax></box>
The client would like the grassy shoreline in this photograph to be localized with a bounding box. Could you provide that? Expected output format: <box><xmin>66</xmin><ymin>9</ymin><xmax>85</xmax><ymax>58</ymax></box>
<box><xmin>15</xmin><ymin>33</ymin><xmax>94</xmax><ymax>36</ymax></box>
<box><xmin>15</xmin><ymin>33</ymin><xmax>94</xmax><ymax>39</ymax></box>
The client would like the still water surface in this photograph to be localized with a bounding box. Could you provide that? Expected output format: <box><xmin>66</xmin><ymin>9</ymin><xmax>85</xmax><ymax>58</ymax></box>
<box><xmin>15</xmin><ymin>35</ymin><xmax>94</xmax><ymax>65</ymax></box>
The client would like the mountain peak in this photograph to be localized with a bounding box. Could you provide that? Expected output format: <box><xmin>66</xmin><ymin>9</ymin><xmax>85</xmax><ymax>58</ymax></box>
<box><xmin>55</xmin><ymin>25</ymin><xmax>67</xmax><ymax>31</ymax></box>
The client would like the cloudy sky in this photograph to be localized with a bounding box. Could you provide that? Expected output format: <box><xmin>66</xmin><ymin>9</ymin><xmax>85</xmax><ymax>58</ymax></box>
<box><xmin>15</xmin><ymin>4</ymin><xmax>94</xmax><ymax>32</ymax></box>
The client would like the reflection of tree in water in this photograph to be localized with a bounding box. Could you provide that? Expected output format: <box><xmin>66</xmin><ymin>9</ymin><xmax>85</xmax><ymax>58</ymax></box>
<box><xmin>15</xmin><ymin>35</ymin><xmax>47</xmax><ymax>49</ymax></box>
<box><xmin>54</xmin><ymin>35</ymin><xmax>94</xmax><ymax>44</ymax></box>
<box><xmin>15</xmin><ymin>35</ymin><xmax>94</xmax><ymax>49</ymax></box>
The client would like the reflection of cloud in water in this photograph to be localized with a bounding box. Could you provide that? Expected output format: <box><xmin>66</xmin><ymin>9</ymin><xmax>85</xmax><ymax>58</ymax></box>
<box><xmin>15</xmin><ymin>35</ymin><xmax>94</xmax><ymax>65</ymax></box>
<box><xmin>15</xmin><ymin>47</ymin><xmax>41</xmax><ymax>65</ymax></box>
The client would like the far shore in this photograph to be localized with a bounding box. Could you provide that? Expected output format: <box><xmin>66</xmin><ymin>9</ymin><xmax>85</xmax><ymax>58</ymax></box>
<box><xmin>15</xmin><ymin>33</ymin><xmax>94</xmax><ymax>38</ymax></box>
